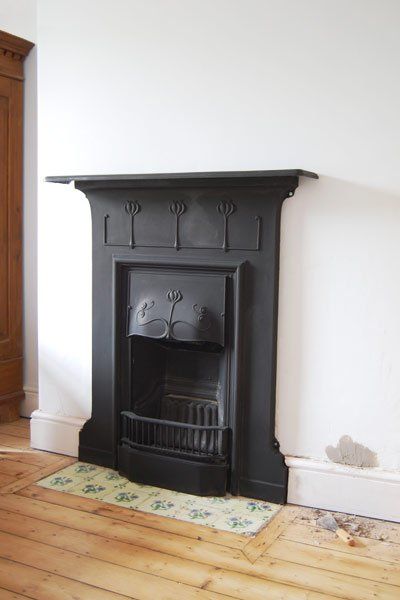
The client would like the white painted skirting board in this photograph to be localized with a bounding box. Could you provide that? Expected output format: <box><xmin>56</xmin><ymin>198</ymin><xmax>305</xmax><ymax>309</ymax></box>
<box><xmin>30</xmin><ymin>410</ymin><xmax>87</xmax><ymax>457</ymax></box>
<box><xmin>286</xmin><ymin>456</ymin><xmax>400</xmax><ymax>523</ymax></box>
<box><xmin>21</xmin><ymin>386</ymin><xmax>39</xmax><ymax>418</ymax></box>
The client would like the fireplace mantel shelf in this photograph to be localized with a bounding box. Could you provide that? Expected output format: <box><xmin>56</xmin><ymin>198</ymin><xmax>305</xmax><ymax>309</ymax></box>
<box><xmin>45</xmin><ymin>169</ymin><xmax>318</xmax><ymax>188</ymax></box>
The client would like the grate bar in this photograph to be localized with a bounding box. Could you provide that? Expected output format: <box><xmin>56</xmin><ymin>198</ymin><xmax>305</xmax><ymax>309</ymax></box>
<box><xmin>120</xmin><ymin>411</ymin><xmax>228</xmax><ymax>459</ymax></box>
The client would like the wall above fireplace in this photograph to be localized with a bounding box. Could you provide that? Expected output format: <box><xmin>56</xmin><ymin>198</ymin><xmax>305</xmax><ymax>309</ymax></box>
<box><xmin>46</xmin><ymin>170</ymin><xmax>317</xmax><ymax>503</ymax></box>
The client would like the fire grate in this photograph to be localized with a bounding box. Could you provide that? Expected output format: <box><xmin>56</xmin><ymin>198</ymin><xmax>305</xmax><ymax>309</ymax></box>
<box><xmin>120</xmin><ymin>410</ymin><xmax>229</xmax><ymax>462</ymax></box>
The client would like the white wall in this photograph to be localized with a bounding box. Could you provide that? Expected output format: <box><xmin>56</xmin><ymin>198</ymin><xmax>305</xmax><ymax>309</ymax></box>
<box><xmin>0</xmin><ymin>0</ymin><xmax>36</xmax><ymax>39</ymax></box>
<box><xmin>34</xmin><ymin>0</ymin><xmax>400</xmax><ymax>519</ymax></box>
<box><xmin>0</xmin><ymin>0</ymin><xmax>38</xmax><ymax>415</ymax></box>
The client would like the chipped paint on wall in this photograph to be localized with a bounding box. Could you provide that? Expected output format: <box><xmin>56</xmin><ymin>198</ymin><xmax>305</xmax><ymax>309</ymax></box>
<box><xmin>325</xmin><ymin>435</ymin><xmax>378</xmax><ymax>468</ymax></box>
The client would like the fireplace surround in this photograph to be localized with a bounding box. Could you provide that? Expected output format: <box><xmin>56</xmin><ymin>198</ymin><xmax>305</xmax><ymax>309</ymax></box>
<box><xmin>47</xmin><ymin>170</ymin><xmax>318</xmax><ymax>503</ymax></box>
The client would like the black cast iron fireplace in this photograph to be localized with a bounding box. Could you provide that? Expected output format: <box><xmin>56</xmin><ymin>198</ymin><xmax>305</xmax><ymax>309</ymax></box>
<box><xmin>47</xmin><ymin>170</ymin><xmax>318</xmax><ymax>502</ymax></box>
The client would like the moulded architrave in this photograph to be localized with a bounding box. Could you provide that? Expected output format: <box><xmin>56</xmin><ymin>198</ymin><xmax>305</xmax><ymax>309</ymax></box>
<box><xmin>20</xmin><ymin>387</ymin><xmax>38</xmax><ymax>417</ymax></box>
<box><xmin>0</xmin><ymin>30</ymin><xmax>33</xmax><ymax>422</ymax></box>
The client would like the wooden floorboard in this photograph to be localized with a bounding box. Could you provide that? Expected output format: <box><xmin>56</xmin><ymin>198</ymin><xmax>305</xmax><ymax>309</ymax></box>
<box><xmin>0</xmin><ymin>473</ymin><xmax>13</xmax><ymax>487</ymax></box>
<box><xmin>0</xmin><ymin>458</ymin><xmax>76</xmax><ymax>494</ymax></box>
<box><xmin>0</xmin><ymin>449</ymin><xmax>64</xmax><ymax>468</ymax></box>
<box><xmin>0</xmin><ymin>419</ymin><xmax>398</xmax><ymax>600</ymax></box>
<box><xmin>8</xmin><ymin>418</ymin><xmax>30</xmax><ymax>429</ymax></box>
<box><xmin>0</xmin><ymin>589</ymin><xmax>31</xmax><ymax>600</ymax></box>
<box><xmin>0</xmin><ymin>557</ymin><xmax>135</xmax><ymax>599</ymax></box>
<box><xmin>267</xmin><ymin>538</ymin><xmax>400</xmax><ymax>586</ymax></box>
<box><xmin>0</xmin><ymin>424</ymin><xmax>30</xmax><ymax>439</ymax></box>
<box><xmin>282</xmin><ymin>521</ymin><xmax>400</xmax><ymax>565</ymax></box>
<box><xmin>0</xmin><ymin>459</ymin><xmax>39</xmax><ymax>478</ymax></box>
<box><xmin>242</xmin><ymin>505</ymin><xmax>297</xmax><ymax>562</ymax></box>
<box><xmin>18</xmin><ymin>485</ymin><xmax>247</xmax><ymax>549</ymax></box>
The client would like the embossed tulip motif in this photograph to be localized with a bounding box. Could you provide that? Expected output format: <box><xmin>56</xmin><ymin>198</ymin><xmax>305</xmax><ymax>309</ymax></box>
<box><xmin>217</xmin><ymin>200</ymin><xmax>236</xmax><ymax>251</ymax></box>
<box><xmin>169</xmin><ymin>201</ymin><xmax>186</xmax><ymax>250</ymax></box>
<box><xmin>103</xmin><ymin>196</ymin><xmax>260</xmax><ymax>251</ymax></box>
<box><xmin>166</xmin><ymin>289</ymin><xmax>183</xmax><ymax>304</ymax></box>
<box><xmin>169</xmin><ymin>201</ymin><xmax>185</xmax><ymax>218</ymax></box>
<box><xmin>134</xmin><ymin>288</ymin><xmax>210</xmax><ymax>340</ymax></box>
<box><xmin>125</xmin><ymin>201</ymin><xmax>140</xmax><ymax>217</ymax></box>
<box><xmin>166</xmin><ymin>289</ymin><xmax>182</xmax><ymax>336</ymax></box>
<box><xmin>217</xmin><ymin>200</ymin><xmax>236</xmax><ymax>219</ymax></box>
<box><xmin>124</xmin><ymin>201</ymin><xmax>141</xmax><ymax>248</ymax></box>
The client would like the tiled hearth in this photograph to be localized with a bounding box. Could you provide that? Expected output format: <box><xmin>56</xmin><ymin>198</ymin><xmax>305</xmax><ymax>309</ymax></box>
<box><xmin>38</xmin><ymin>461</ymin><xmax>281</xmax><ymax>536</ymax></box>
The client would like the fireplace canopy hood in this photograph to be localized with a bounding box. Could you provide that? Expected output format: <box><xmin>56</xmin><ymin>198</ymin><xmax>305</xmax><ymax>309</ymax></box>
<box><xmin>127</xmin><ymin>271</ymin><xmax>226</xmax><ymax>346</ymax></box>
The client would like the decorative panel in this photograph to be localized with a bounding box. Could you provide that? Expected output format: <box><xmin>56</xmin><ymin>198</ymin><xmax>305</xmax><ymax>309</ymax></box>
<box><xmin>127</xmin><ymin>271</ymin><xmax>226</xmax><ymax>345</ymax></box>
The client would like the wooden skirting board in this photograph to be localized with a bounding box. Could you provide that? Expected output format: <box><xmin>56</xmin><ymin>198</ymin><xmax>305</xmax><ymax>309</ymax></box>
<box><xmin>0</xmin><ymin>418</ymin><xmax>399</xmax><ymax>599</ymax></box>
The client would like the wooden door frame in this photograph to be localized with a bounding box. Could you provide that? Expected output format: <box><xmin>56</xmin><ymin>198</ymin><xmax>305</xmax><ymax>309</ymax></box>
<box><xmin>0</xmin><ymin>30</ymin><xmax>33</xmax><ymax>421</ymax></box>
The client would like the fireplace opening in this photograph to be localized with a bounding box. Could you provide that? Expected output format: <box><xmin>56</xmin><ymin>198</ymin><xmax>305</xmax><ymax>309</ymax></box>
<box><xmin>118</xmin><ymin>270</ymin><xmax>233</xmax><ymax>495</ymax></box>
<box><xmin>120</xmin><ymin>337</ymin><xmax>229</xmax><ymax>468</ymax></box>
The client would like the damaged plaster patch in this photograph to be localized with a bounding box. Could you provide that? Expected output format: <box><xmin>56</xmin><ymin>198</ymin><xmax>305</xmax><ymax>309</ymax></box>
<box><xmin>325</xmin><ymin>435</ymin><xmax>378</xmax><ymax>468</ymax></box>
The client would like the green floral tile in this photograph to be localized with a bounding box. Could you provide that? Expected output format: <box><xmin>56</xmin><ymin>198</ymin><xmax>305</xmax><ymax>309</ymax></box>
<box><xmin>60</xmin><ymin>462</ymin><xmax>104</xmax><ymax>480</ymax></box>
<box><xmin>212</xmin><ymin>514</ymin><xmax>261</xmax><ymax>535</ymax></box>
<box><xmin>184</xmin><ymin>494</ymin><xmax>231</xmax><ymax>509</ymax></box>
<box><xmin>37</xmin><ymin>461</ymin><xmax>281</xmax><ymax>536</ymax></box>
<box><xmin>215</xmin><ymin>497</ymin><xmax>276</xmax><ymax>518</ymax></box>
<box><xmin>174</xmin><ymin>505</ymin><xmax>220</xmax><ymax>527</ymax></box>
<box><xmin>101</xmin><ymin>488</ymin><xmax>149</xmax><ymax>509</ymax></box>
<box><xmin>91</xmin><ymin>470</ymin><xmax>131</xmax><ymax>490</ymax></box>
<box><xmin>245</xmin><ymin>500</ymin><xmax>275</xmax><ymax>513</ymax></box>
<box><xmin>206</xmin><ymin>496</ymin><xmax>231</xmax><ymax>506</ymax></box>
<box><xmin>72</xmin><ymin>463</ymin><xmax>100</xmax><ymax>476</ymax></box>
<box><xmin>38</xmin><ymin>473</ymin><xmax>82</xmax><ymax>491</ymax></box>
<box><xmin>138</xmin><ymin>493</ymin><xmax>180</xmax><ymax>518</ymax></box>
<box><xmin>68</xmin><ymin>480</ymin><xmax>112</xmax><ymax>500</ymax></box>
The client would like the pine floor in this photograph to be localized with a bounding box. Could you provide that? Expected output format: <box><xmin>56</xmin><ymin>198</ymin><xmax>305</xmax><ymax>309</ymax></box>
<box><xmin>0</xmin><ymin>419</ymin><xmax>399</xmax><ymax>600</ymax></box>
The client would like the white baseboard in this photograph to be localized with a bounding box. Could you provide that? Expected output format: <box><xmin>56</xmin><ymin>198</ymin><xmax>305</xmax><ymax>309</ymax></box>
<box><xmin>286</xmin><ymin>456</ymin><xmax>400</xmax><ymax>523</ymax></box>
<box><xmin>30</xmin><ymin>410</ymin><xmax>87</xmax><ymax>457</ymax></box>
<box><xmin>21</xmin><ymin>386</ymin><xmax>39</xmax><ymax>417</ymax></box>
